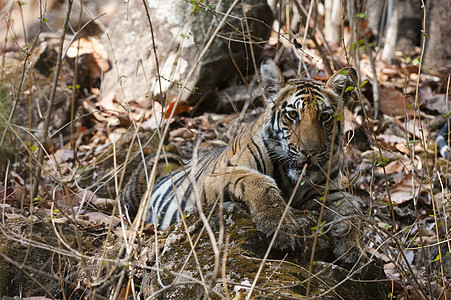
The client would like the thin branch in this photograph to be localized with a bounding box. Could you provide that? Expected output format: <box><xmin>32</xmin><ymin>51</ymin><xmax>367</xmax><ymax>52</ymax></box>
<box><xmin>32</xmin><ymin>0</ymin><xmax>74</xmax><ymax>197</ymax></box>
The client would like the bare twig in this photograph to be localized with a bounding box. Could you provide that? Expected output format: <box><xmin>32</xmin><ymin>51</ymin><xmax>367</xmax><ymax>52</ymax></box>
<box><xmin>32</xmin><ymin>0</ymin><xmax>74</xmax><ymax>198</ymax></box>
<box><xmin>246</xmin><ymin>165</ymin><xmax>307</xmax><ymax>299</ymax></box>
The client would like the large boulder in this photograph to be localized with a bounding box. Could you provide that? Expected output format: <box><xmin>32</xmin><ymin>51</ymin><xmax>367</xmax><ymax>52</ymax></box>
<box><xmin>101</xmin><ymin>0</ymin><xmax>274</xmax><ymax>107</ymax></box>
<box><xmin>141</xmin><ymin>202</ymin><xmax>388</xmax><ymax>299</ymax></box>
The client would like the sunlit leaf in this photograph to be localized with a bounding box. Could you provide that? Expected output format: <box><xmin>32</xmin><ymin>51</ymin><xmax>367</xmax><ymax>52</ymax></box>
<box><xmin>413</xmin><ymin>56</ymin><xmax>421</xmax><ymax>66</ymax></box>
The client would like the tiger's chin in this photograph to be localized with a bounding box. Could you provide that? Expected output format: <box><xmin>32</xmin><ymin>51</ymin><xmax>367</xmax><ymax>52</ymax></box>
<box><xmin>287</xmin><ymin>164</ymin><xmax>316</xmax><ymax>181</ymax></box>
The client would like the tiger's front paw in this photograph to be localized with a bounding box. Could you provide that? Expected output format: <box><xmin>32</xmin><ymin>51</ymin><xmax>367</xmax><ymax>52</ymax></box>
<box><xmin>253</xmin><ymin>211</ymin><xmax>301</xmax><ymax>251</ymax></box>
<box><xmin>329</xmin><ymin>220</ymin><xmax>368</xmax><ymax>270</ymax></box>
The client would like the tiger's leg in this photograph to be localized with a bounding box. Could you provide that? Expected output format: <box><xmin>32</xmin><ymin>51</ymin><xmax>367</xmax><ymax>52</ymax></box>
<box><xmin>120</xmin><ymin>153</ymin><xmax>184</xmax><ymax>219</ymax></box>
<box><xmin>324</xmin><ymin>191</ymin><xmax>366</xmax><ymax>267</ymax></box>
<box><xmin>204</xmin><ymin>166</ymin><xmax>300</xmax><ymax>251</ymax></box>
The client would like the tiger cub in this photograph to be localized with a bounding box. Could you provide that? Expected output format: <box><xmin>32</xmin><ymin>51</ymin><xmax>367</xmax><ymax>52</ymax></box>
<box><xmin>120</xmin><ymin>59</ymin><xmax>364</xmax><ymax>264</ymax></box>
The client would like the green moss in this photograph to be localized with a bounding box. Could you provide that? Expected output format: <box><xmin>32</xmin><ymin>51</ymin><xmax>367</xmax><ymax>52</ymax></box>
<box><xmin>148</xmin><ymin>204</ymin><xmax>334</xmax><ymax>298</ymax></box>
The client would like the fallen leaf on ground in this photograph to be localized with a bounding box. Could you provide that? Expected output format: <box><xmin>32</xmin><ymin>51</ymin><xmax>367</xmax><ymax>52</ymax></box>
<box><xmin>375</xmin><ymin>160</ymin><xmax>410</xmax><ymax>175</ymax></box>
<box><xmin>403</xmin><ymin>118</ymin><xmax>429</xmax><ymax>139</ymax></box>
<box><xmin>379</xmin><ymin>87</ymin><xmax>414</xmax><ymax>117</ymax></box>
<box><xmin>91</xmin><ymin>197</ymin><xmax>115</xmax><ymax>210</ymax></box>
<box><xmin>164</xmin><ymin>99</ymin><xmax>193</xmax><ymax>119</ymax></box>
<box><xmin>381</xmin><ymin>174</ymin><xmax>428</xmax><ymax>205</ymax></box>
<box><xmin>395</xmin><ymin>143</ymin><xmax>410</xmax><ymax>155</ymax></box>
<box><xmin>78</xmin><ymin>211</ymin><xmax>120</xmax><ymax>229</ymax></box>
<box><xmin>52</xmin><ymin>148</ymin><xmax>75</xmax><ymax>165</ymax></box>
<box><xmin>66</xmin><ymin>37</ymin><xmax>110</xmax><ymax>73</ymax></box>
<box><xmin>377</xmin><ymin>134</ymin><xmax>407</xmax><ymax>145</ymax></box>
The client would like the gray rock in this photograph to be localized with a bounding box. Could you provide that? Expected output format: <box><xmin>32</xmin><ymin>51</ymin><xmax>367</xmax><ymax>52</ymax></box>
<box><xmin>142</xmin><ymin>202</ymin><xmax>388</xmax><ymax>299</ymax></box>
<box><xmin>101</xmin><ymin>0</ymin><xmax>273</xmax><ymax>107</ymax></box>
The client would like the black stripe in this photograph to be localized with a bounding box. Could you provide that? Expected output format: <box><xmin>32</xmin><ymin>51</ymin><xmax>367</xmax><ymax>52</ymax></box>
<box><xmin>253</xmin><ymin>142</ymin><xmax>267</xmax><ymax>174</ymax></box>
<box><xmin>146</xmin><ymin>207</ymin><xmax>155</xmax><ymax>223</ymax></box>
<box><xmin>194</xmin><ymin>166</ymin><xmax>204</xmax><ymax>182</ymax></box>
<box><xmin>169</xmin><ymin>209</ymin><xmax>179</xmax><ymax>226</ymax></box>
<box><xmin>224</xmin><ymin>183</ymin><xmax>231</xmax><ymax>200</ymax></box>
<box><xmin>295</xmin><ymin>90</ymin><xmax>303</xmax><ymax>97</ymax></box>
<box><xmin>160</xmin><ymin>197</ymin><xmax>174</xmax><ymax>223</ymax></box>
<box><xmin>182</xmin><ymin>184</ymin><xmax>193</xmax><ymax>202</ymax></box>
<box><xmin>155</xmin><ymin>189</ymin><xmax>172</xmax><ymax>214</ymax></box>
<box><xmin>211</xmin><ymin>150</ymin><xmax>226</xmax><ymax>173</ymax></box>
<box><xmin>247</xmin><ymin>144</ymin><xmax>263</xmax><ymax>173</ymax></box>
<box><xmin>151</xmin><ymin>193</ymin><xmax>163</xmax><ymax>217</ymax></box>
<box><xmin>160</xmin><ymin>155</ymin><xmax>184</xmax><ymax>166</ymax></box>
<box><xmin>310</xmin><ymin>90</ymin><xmax>325</xmax><ymax>98</ymax></box>
<box><xmin>329</xmin><ymin>168</ymin><xmax>339</xmax><ymax>181</ymax></box>
<box><xmin>234</xmin><ymin>175</ymin><xmax>247</xmax><ymax>187</ymax></box>
<box><xmin>154</xmin><ymin>172</ymin><xmax>188</xmax><ymax>213</ymax></box>
<box><xmin>240</xmin><ymin>183</ymin><xmax>246</xmax><ymax>197</ymax></box>
<box><xmin>202</xmin><ymin>187</ymin><xmax>207</xmax><ymax>201</ymax></box>
<box><xmin>270</xmin><ymin>110</ymin><xmax>277</xmax><ymax>127</ymax></box>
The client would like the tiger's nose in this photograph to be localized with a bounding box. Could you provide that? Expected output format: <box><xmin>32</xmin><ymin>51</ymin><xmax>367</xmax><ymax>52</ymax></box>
<box><xmin>301</xmin><ymin>149</ymin><xmax>320</xmax><ymax>157</ymax></box>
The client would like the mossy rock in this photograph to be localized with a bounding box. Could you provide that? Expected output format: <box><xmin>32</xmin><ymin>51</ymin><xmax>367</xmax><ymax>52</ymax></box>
<box><xmin>141</xmin><ymin>202</ymin><xmax>388</xmax><ymax>299</ymax></box>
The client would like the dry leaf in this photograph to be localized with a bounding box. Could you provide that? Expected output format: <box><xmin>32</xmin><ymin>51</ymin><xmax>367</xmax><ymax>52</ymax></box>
<box><xmin>379</xmin><ymin>87</ymin><xmax>414</xmax><ymax>117</ymax></box>
<box><xmin>344</xmin><ymin>107</ymin><xmax>356</xmax><ymax>133</ymax></box>
<box><xmin>384</xmin><ymin>262</ymin><xmax>396</xmax><ymax>274</ymax></box>
<box><xmin>142</xmin><ymin>101</ymin><xmax>165</xmax><ymax>130</ymax></box>
<box><xmin>164</xmin><ymin>99</ymin><xmax>193</xmax><ymax>119</ymax></box>
<box><xmin>4</xmin><ymin>213</ymin><xmax>27</xmax><ymax>220</ymax></box>
<box><xmin>395</xmin><ymin>143</ymin><xmax>410</xmax><ymax>155</ymax></box>
<box><xmin>377</xmin><ymin>134</ymin><xmax>407</xmax><ymax>145</ymax></box>
<box><xmin>365</xmin><ymin>246</ymin><xmax>390</xmax><ymax>262</ymax></box>
<box><xmin>91</xmin><ymin>197</ymin><xmax>115</xmax><ymax>210</ymax></box>
<box><xmin>381</xmin><ymin>174</ymin><xmax>428</xmax><ymax>205</ymax></box>
<box><xmin>390</xmin><ymin>160</ymin><xmax>411</xmax><ymax>174</ymax></box>
<box><xmin>52</xmin><ymin>148</ymin><xmax>74</xmax><ymax>165</ymax></box>
<box><xmin>169</xmin><ymin>127</ymin><xmax>197</xmax><ymax>141</ymax></box>
<box><xmin>78</xmin><ymin>211</ymin><xmax>119</xmax><ymax>229</ymax></box>
<box><xmin>66</xmin><ymin>37</ymin><xmax>110</xmax><ymax>73</ymax></box>
<box><xmin>403</xmin><ymin>118</ymin><xmax>429</xmax><ymax>139</ymax></box>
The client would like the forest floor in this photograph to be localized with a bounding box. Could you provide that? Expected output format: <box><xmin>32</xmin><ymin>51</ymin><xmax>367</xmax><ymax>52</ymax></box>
<box><xmin>0</xmin><ymin>5</ymin><xmax>450</xmax><ymax>299</ymax></box>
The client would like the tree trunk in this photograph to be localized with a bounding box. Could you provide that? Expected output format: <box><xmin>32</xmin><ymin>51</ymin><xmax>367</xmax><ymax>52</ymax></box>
<box><xmin>366</xmin><ymin>0</ymin><xmax>423</xmax><ymax>63</ymax></box>
<box><xmin>324</xmin><ymin>0</ymin><xmax>341</xmax><ymax>46</ymax></box>
<box><xmin>423</xmin><ymin>0</ymin><xmax>451</xmax><ymax>72</ymax></box>
<box><xmin>381</xmin><ymin>0</ymin><xmax>398</xmax><ymax>63</ymax></box>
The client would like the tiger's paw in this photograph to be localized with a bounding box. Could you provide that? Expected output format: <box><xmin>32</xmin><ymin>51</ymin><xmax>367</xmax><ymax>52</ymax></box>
<box><xmin>333</xmin><ymin>236</ymin><xmax>368</xmax><ymax>269</ymax></box>
<box><xmin>253</xmin><ymin>211</ymin><xmax>301</xmax><ymax>251</ymax></box>
<box><xmin>329</xmin><ymin>222</ymin><xmax>369</xmax><ymax>272</ymax></box>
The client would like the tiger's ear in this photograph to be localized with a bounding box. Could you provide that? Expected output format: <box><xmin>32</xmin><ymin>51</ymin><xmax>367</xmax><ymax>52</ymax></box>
<box><xmin>261</xmin><ymin>59</ymin><xmax>285</xmax><ymax>101</ymax></box>
<box><xmin>325</xmin><ymin>67</ymin><xmax>357</xmax><ymax>104</ymax></box>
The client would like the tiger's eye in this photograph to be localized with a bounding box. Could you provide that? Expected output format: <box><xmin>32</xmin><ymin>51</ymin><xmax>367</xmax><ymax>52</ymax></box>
<box><xmin>287</xmin><ymin>110</ymin><xmax>298</xmax><ymax>119</ymax></box>
<box><xmin>320</xmin><ymin>112</ymin><xmax>333</xmax><ymax>123</ymax></box>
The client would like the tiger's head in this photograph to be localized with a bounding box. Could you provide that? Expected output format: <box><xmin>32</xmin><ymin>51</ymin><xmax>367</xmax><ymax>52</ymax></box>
<box><xmin>260</xmin><ymin>59</ymin><xmax>356</xmax><ymax>176</ymax></box>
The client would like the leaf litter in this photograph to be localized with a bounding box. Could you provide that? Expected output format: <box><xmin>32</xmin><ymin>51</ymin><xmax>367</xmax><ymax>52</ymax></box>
<box><xmin>1</xmin><ymin>26</ymin><xmax>450</xmax><ymax>299</ymax></box>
